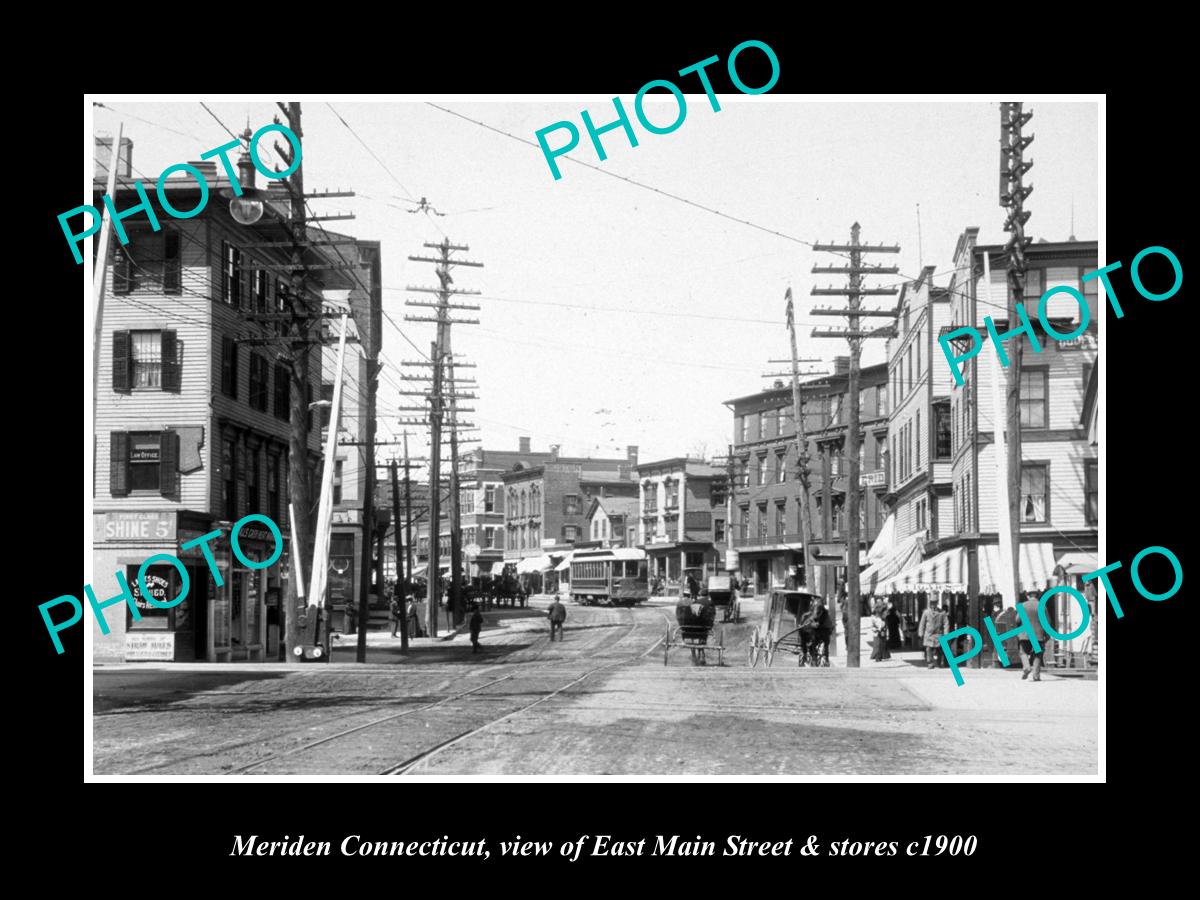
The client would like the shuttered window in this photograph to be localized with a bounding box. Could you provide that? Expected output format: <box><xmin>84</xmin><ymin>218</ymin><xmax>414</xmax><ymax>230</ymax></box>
<box><xmin>110</xmin><ymin>430</ymin><xmax>178</xmax><ymax>498</ymax></box>
<box><xmin>273</xmin><ymin>364</ymin><xmax>290</xmax><ymax>420</ymax></box>
<box><xmin>112</xmin><ymin>246</ymin><xmax>134</xmax><ymax>294</ymax></box>
<box><xmin>163</xmin><ymin>230</ymin><xmax>181</xmax><ymax>294</ymax></box>
<box><xmin>249</xmin><ymin>354</ymin><xmax>269</xmax><ymax>411</ymax></box>
<box><xmin>221</xmin><ymin>336</ymin><xmax>238</xmax><ymax>400</ymax></box>
<box><xmin>113</xmin><ymin>330</ymin><xmax>179</xmax><ymax>392</ymax></box>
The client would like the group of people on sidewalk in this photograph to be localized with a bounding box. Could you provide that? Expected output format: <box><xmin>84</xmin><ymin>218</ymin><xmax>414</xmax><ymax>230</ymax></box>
<box><xmin>863</xmin><ymin>594</ymin><xmax>1047</xmax><ymax>679</ymax></box>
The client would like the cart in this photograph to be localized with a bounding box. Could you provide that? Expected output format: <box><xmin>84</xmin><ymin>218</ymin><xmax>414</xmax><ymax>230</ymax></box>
<box><xmin>663</xmin><ymin>597</ymin><xmax>725</xmax><ymax>665</ymax></box>
<box><xmin>707</xmin><ymin>574</ymin><xmax>740</xmax><ymax>623</ymax></box>
<box><xmin>747</xmin><ymin>590</ymin><xmax>830</xmax><ymax>667</ymax></box>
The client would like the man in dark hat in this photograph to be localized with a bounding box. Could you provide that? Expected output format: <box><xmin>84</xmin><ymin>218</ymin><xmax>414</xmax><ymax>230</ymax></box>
<box><xmin>469</xmin><ymin>605</ymin><xmax>484</xmax><ymax>654</ymax></box>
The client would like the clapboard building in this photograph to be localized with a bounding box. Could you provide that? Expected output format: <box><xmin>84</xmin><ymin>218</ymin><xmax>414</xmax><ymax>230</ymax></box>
<box><xmin>90</xmin><ymin>135</ymin><xmax>369</xmax><ymax>662</ymax></box>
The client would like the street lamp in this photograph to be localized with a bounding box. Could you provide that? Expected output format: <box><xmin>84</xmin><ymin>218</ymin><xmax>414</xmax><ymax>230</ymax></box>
<box><xmin>220</xmin><ymin>127</ymin><xmax>267</xmax><ymax>226</ymax></box>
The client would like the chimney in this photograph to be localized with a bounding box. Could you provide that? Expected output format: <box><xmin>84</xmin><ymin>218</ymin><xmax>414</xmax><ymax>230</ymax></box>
<box><xmin>627</xmin><ymin>445</ymin><xmax>639</xmax><ymax>467</ymax></box>
<box><xmin>549</xmin><ymin>443</ymin><xmax>561</xmax><ymax>459</ymax></box>
<box><xmin>94</xmin><ymin>135</ymin><xmax>133</xmax><ymax>179</ymax></box>
<box><xmin>834</xmin><ymin>356</ymin><xmax>850</xmax><ymax>376</ymax></box>
<box><xmin>518</xmin><ymin>436</ymin><xmax>531</xmax><ymax>454</ymax></box>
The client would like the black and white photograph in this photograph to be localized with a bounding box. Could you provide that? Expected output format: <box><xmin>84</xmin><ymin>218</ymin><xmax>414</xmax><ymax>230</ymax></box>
<box><xmin>76</xmin><ymin>93</ymin><xmax>1106</xmax><ymax>780</ymax></box>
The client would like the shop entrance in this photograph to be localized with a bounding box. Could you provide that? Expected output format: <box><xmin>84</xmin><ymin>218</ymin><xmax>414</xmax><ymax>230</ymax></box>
<box><xmin>755</xmin><ymin>559</ymin><xmax>769</xmax><ymax>594</ymax></box>
<box><xmin>186</xmin><ymin>565</ymin><xmax>208</xmax><ymax>661</ymax></box>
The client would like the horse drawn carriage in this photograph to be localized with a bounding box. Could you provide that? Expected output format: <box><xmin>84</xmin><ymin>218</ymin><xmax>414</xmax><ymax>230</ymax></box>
<box><xmin>747</xmin><ymin>589</ymin><xmax>831</xmax><ymax>667</ymax></box>
<box><xmin>706</xmin><ymin>574</ymin><xmax>740</xmax><ymax>623</ymax></box>
<box><xmin>662</xmin><ymin>593</ymin><xmax>726</xmax><ymax>665</ymax></box>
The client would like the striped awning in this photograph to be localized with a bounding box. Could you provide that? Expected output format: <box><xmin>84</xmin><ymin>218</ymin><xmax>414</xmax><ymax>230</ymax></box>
<box><xmin>875</xmin><ymin>542</ymin><xmax>1057</xmax><ymax>594</ymax></box>
<box><xmin>859</xmin><ymin>532</ymin><xmax>925</xmax><ymax>592</ymax></box>
<box><xmin>1055</xmin><ymin>551</ymin><xmax>1098</xmax><ymax>576</ymax></box>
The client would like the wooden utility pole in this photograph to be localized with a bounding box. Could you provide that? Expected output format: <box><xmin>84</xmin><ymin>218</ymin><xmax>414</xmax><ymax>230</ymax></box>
<box><xmin>403</xmin><ymin>431</ymin><xmax>415</xmax><ymax>601</ymax></box>
<box><xmin>280</xmin><ymin>101</ymin><xmax>314</xmax><ymax>661</ymax></box>
<box><xmin>390</xmin><ymin>457</ymin><xmax>409</xmax><ymax>651</ymax></box>
<box><xmin>446</xmin><ymin>351</ymin><xmax>464</xmax><ymax>626</ymax></box>
<box><xmin>784</xmin><ymin>288</ymin><xmax>817</xmax><ymax>593</ymax></box>
<box><xmin>355</xmin><ymin>357</ymin><xmax>380</xmax><ymax>663</ymax></box>
<box><xmin>1000</xmin><ymin>102</ymin><xmax>1034</xmax><ymax>611</ymax></box>
<box><xmin>811</xmin><ymin>224</ymin><xmax>900</xmax><ymax>667</ymax></box>
<box><xmin>403</xmin><ymin>237</ymin><xmax>483</xmax><ymax>636</ymax></box>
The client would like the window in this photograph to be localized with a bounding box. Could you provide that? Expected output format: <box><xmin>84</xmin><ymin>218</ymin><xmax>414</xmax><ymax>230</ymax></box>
<box><xmin>564</xmin><ymin>525</ymin><xmax>578</xmax><ymax>543</ymax></box>
<box><xmin>163</xmin><ymin>230</ymin><xmax>181</xmax><ymax>294</ymax></box>
<box><xmin>915</xmin><ymin>410</ymin><xmax>921</xmax><ymax>469</ymax></box>
<box><xmin>775</xmin><ymin>449</ymin><xmax>787</xmax><ymax>483</ymax></box>
<box><xmin>876</xmin><ymin>384</ymin><xmax>887</xmax><ymax>417</ymax></box>
<box><xmin>1019</xmin><ymin>463</ymin><xmax>1048</xmax><ymax>524</ymax></box>
<box><xmin>891</xmin><ymin>435</ymin><xmax>897</xmax><ymax>483</ymax></box>
<box><xmin>774</xmin><ymin>502</ymin><xmax>786</xmax><ymax>536</ymax></box>
<box><xmin>129</xmin><ymin>433</ymin><xmax>161</xmax><ymax>491</ymax></box>
<box><xmin>906</xmin><ymin>346</ymin><xmax>913</xmax><ymax>397</ymax></box>
<box><xmin>714</xmin><ymin>519</ymin><xmax>726</xmax><ymax>543</ymax></box>
<box><xmin>130</xmin><ymin>330</ymin><xmax>163</xmax><ymax>389</ymax></box>
<box><xmin>602</xmin><ymin>519</ymin><xmax>609</xmax><ymax>539</ymax></box>
<box><xmin>756</xmin><ymin>453</ymin><xmax>767</xmax><ymax>485</ymax></box>
<box><xmin>531</xmin><ymin>522</ymin><xmax>541</xmax><ymax>546</ymax></box>
<box><xmin>756</xmin><ymin>503</ymin><xmax>767</xmax><ymax>540</ymax></box>
<box><xmin>915</xmin><ymin>330</ymin><xmax>921</xmax><ymax>381</ymax></box>
<box><xmin>664</xmin><ymin>480</ymin><xmax>679</xmax><ymax>508</ymax></box>
<box><xmin>249</xmin><ymin>355</ymin><xmax>269</xmax><ymax>411</ymax></box>
<box><xmin>222</xmin><ymin>437</ymin><xmax>237</xmax><ymax>519</ymax></box>
<box><xmin>267</xmin><ymin>453</ymin><xmax>280</xmax><ymax>524</ymax></box>
<box><xmin>628</xmin><ymin>526</ymin><xmax>637</xmax><ymax>546</ymax></box>
<box><xmin>757</xmin><ymin>411</ymin><xmax>766</xmax><ymax>440</ymax></box>
<box><xmin>1020</xmin><ymin>368</ymin><xmax>1048</xmax><ymax>428</ymax></box>
<box><xmin>253</xmin><ymin>269</ymin><xmax>268</xmax><ymax>313</ymax></box>
<box><xmin>222</xmin><ymin>337</ymin><xmax>239</xmax><ymax>400</ymax></box>
<box><xmin>223</xmin><ymin>242</ymin><xmax>243</xmax><ymax>307</ymax></box>
<box><xmin>520</xmin><ymin>491</ymin><xmax>527</xmax><ymax>517</ymax></box>
<box><xmin>333</xmin><ymin>460</ymin><xmax>343</xmax><ymax>505</ymax></box>
<box><xmin>964</xmin><ymin>472</ymin><xmax>973</xmax><ymax>530</ymax></box>
<box><xmin>112</xmin><ymin>246</ymin><xmax>134</xmax><ymax>294</ymax></box>
<box><xmin>246</xmin><ymin>446</ymin><xmax>261</xmax><ymax>515</ymax></box>
<box><xmin>592</xmin><ymin>519</ymin><xmax>599</xmax><ymax>539</ymax></box>
<box><xmin>916</xmin><ymin>497</ymin><xmax>927</xmax><ymax>531</ymax></box>
<box><xmin>1085</xmin><ymin>460</ymin><xmax>1098</xmax><ymax>525</ymax></box>
<box><xmin>934</xmin><ymin>402</ymin><xmax>951</xmax><ymax>459</ymax></box>
<box><xmin>273</xmin><ymin>364</ymin><xmax>290</xmax><ymax>420</ymax></box>
<box><xmin>485</xmin><ymin>485</ymin><xmax>496</xmax><ymax>512</ymax></box>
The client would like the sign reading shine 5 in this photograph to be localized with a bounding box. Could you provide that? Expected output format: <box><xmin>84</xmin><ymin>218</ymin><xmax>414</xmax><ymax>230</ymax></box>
<box><xmin>94</xmin><ymin>511</ymin><xmax>176</xmax><ymax>542</ymax></box>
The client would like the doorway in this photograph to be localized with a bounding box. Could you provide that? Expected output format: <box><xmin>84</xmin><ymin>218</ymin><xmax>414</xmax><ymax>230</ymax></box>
<box><xmin>756</xmin><ymin>559</ymin><xmax>769</xmax><ymax>595</ymax></box>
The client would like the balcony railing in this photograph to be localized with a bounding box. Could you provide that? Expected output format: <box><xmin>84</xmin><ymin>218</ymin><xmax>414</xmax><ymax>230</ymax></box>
<box><xmin>732</xmin><ymin>531</ymin><xmax>806</xmax><ymax>549</ymax></box>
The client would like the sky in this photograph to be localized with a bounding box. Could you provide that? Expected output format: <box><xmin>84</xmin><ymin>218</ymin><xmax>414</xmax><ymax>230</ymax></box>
<box><xmin>90</xmin><ymin>97</ymin><xmax>1099</xmax><ymax>470</ymax></box>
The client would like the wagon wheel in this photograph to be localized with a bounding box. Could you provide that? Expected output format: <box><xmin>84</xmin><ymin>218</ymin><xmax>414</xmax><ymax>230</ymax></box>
<box><xmin>765</xmin><ymin>639</ymin><xmax>776</xmax><ymax>668</ymax></box>
<box><xmin>748</xmin><ymin>631</ymin><xmax>760</xmax><ymax>667</ymax></box>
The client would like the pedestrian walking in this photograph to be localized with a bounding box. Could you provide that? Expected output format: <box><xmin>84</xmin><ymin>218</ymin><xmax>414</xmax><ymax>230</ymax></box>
<box><xmin>547</xmin><ymin>597</ymin><xmax>567</xmax><ymax>641</ymax></box>
<box><xmin>870</xmin><ymin>601</ymin><xmax>891</xmax><ymax>662</ymax></box>
<box><xmin>917</xmin><ymin>600</ymin><xmax>948</xmax><ymax>668</ymax></box>
<box><xmin>886</xmin><ymin>602</ymin><xmax>901</xmax><ymax>649</ymax></box>
<box><xmin>469</xmin><ymin>606</ymin><xmax>484</xmax><ymax>654</ymax></box>
<box><xmin>686</xmin><ymin>572</ymin><xmax>700</xmax><ymax>600</ymax></box>
<box><xmin>389</xmin><ymin>594</ymin><xmax>402</xmax><ymax>638</ymax></box>
<box><xmin>1018</xmin><ymin>594</ymin><xmax>1048</xmax><ymax>681</ymax></box>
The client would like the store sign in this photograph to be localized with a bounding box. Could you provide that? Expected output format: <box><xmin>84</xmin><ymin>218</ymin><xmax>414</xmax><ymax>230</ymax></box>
<box><xmin>125</xmin><ymin>632</ymin><xmax>175</xmax><ymax>661</ymax></box>
<box><xmin>860</xmin><ymin>470</ymin><xmax>886</xmax><ymax>488</ymax></box>
<box><xmin>332</xmin><ymin>509</ymin><xmax>361</xmax><ymax>525</ymax></box>
<box><xmin>94</xmin><ymin>511</ymin><xmax>176</xmax><ymax>542</ymax></box>
<box><xmin>128</xmin><ymin>565</ymin><xmax>174</xmax><ymax>612</ymax></box>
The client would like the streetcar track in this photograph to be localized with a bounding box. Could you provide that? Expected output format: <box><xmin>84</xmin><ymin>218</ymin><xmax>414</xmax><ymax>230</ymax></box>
<box><xmin>381</xmin><ymin>607</ymin><xmax>672</xmax><ymax>776</ymax></box>
<box><xmin>103</xmin><ymin>605</ymin><xmax>669</xmax><ymax>776</ymax></box>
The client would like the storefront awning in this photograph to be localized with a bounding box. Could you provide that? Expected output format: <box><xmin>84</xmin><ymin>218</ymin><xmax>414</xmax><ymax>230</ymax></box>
<box><xmin>865</xmin><ymin>514</ymin><xmax>896</xmax><ymax>564</ymax></box>
<box><xmin>516</xmin><ymin>554</ymin><xmax>553</xmax><ymax>574</ymax></box>
<box><xmin>1055</xmin><ymin>551</ymin><xmax>1098</xmax><ymax>575</ymax></box>
<box><xmin>875</xmin><ymin>542</ymin><xmax>1057</xmax><ymax>595</ymax></box>
<box><xmin>859</xmin><ymin>532</ymin><xmax>925</xmax><ymax>592</ymax></box>
<box><xmin>410</xmin><ymin>564</ymin><xmax>428</xmax><ymax>578</ymax></box>
<box><xmin>554</xmin><ymin>552</ymin><xmax>575</xmax><ymax>572</ymax></box>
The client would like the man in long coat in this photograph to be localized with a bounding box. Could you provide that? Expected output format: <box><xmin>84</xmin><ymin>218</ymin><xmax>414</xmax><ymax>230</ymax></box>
<box><xmin>917</xmin><ymin>600</ymin><xmax>948</xmax><ymax>668</ymax></box>
<box><xmin>1018</xmin><ymin>594</ymin><xmax>1049</xmax><ymax>681</ymax></box>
